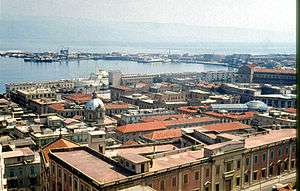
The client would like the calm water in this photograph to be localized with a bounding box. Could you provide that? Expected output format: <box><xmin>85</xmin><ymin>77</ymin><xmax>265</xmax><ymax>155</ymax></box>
<box><xmin>0</xmin><ymin>40</ymin><xmax>295</xmax><ymax>93</ymax></box>
<box><xmin>0</xmin><ymin>57</ymin><xmax>228</xmax><ymax>93</ymax></box>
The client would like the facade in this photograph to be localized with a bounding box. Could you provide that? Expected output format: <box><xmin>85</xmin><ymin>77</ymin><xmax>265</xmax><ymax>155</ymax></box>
<box><xmin>48</xmin><ymin>128</ymin><xmax>296</xmax><ymax>191</ymax></box>
<box><xmin>237</xmin><ymin>65</ymin><xmax>296</xmax><ymax>85</ymax></box>
<box><xmin>3</xmin><ymin>147</ymin><xmax>40</xmax><ymax>191</ymax></box>
<box><xmin>5</xmin><ymin>80</ymin><xmax>75</xmax><ymax>93</ymax></box>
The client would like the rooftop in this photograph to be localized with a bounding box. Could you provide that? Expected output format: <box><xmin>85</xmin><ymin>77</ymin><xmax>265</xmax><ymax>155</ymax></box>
<box><xmin>254</xmin><ymin>68</ymin><xmax>296</xmax><ymax>74</ymax></box>
<box><xmin>105</xmin><ymin>144</ymin><xmax>178</xmax><ymax>158</ymax></box>
<box><xmin>198</xmin><ymin>122</ymin><xmax>251</xmax><ymax>132</ymax></box>
<box><xmin>41</xmin><ymin>138</ymin><xmax>79</xmax><ymax>164</ymax></box>
<box><xmin>116</xmin><ymin>121</ymin><xmax>166</xmax><ymax>134</ymax></box>
<box><xmin>140</xmin><ymin>114</ymin><xmax>191</xmax><ymax>123</ymax></box>
<box><xmin>204</xmin><ymin>111</ymin><xmax>254</xmax><ymax>120</ymax></box>
<box><xmin>3</xmin><ymin>147</ymin><xmax>34</xmax><ymax>159</ymax></box>
<box><xmin>150</xmin><ymin>149</ymin><xmax>204</xmax><ymax>171</ymax></box>
<box><xmin>65</xmin><ymin>93</ymin><xmax>92</xmax><ymax>104</ymax></box>
<box><xmin>104</xmin><ymin>102</ymin><xmax>130</xmax><ymax>110</ymax></box>
<box><xmin>51</xmin><ymin>149</ymin><xmax>130</xmax><ymax>183</ymax></box>
<box><xmin>118</xmin><ymin>153</ymin><xmax>151</xmax><ymax>164</ymax></box>
<box><xmin>245</xmin><ymin>129</ymin><xmax>296</xmax><ymax>149</ymax></box>
<box><xmin>143</xmin><ymin>128</ymin><xmax>182</xmax><ymax>141</ymax></box>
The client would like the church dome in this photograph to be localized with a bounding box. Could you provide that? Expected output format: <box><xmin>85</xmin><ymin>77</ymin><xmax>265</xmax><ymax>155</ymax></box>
<box><xmin>246</xmin><ymin>100</ymin><xmax>268</xmax><ymax>112</ymax></box>
<box><xmin>85</xmin><ymin>97</ymin><xmax>105</xmax><ymax>110</ymax></box>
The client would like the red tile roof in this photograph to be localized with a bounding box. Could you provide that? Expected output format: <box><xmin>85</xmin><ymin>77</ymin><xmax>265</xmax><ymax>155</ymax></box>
<box><xmin>178</xmin><ymin>106</ymin><xmax>207</xmax><ymax>114</ymax></box>
<box><xmin>65</xmin><ymin>93</ymin><xmax>92</xmax><ymax>104</ymax></box>
<box><xmin>117</xmin><ymin>117</ymin><xmax>217</xmax><ymax>134</ymax></box>
<box><xmin>116</xmin><ymin>121</ymin><xmax>167</xmax><ymax>133</ymax></box>
<box><xmin>48</xmin><ymin>103</ymin><xmax>65</xmax><ymax>111</ymax></box>
<box><xmin>204</xmin><ymin>111</ymin><xmax>254</xmax><ymax>120</ymax></box>
<box><xmin>200</xmin><ymin>122</ymin><xmax>251</xmax><ymax>132</ymax></box>
<box><xmin>254</xmin><ymin>68</ymin><xmax>296</xmax><ymax>74</ymax></box>
<box><xmin>283</xmin><ymin>108</ymin><xmax>296</xmax><ymax>114</ymax></box>
<box><xmin>41</xmin><ymin>138</ymin><xmax>79</xmax><ymax>164</ymax></box>
<box><xmin>245</xmin><ymin>129</ymin><xmax>296</xmax><ymax>149</ymax></box>
<box><xmin>140</xmin><ymin>114</ymin><xmax>191</xmax><ymax>123</ymax></box>
<box><xmin>104</xmin><ymin>103</ymin><xmax>130</xmax><ymax>110</ymax></box>
<box><xmin>143</xmin><ymin>128</ymin><xmax>182</xmax><ymax>141</ymax></box>
<box><xmin>163</xmin><ymin>117</ymin><xmax>217</xmax><ymax>127</ymax></box>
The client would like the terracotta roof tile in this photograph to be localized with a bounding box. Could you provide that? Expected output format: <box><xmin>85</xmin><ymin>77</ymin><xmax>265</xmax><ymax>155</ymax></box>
<box><xmin>116</xmin><ymin>121</ymin><xmax>167</xmax><ymax>133</ymax></box>
<box><xmin>143</xmin><ymin>129</ymin><xmax>182</xmax><ymax>140</ymax></box>
<box><xmin>204</xmin><ymin>111</ymin><xmax>254</xmax><ymax>120</ymax></box>
<box><xmin>65</xmin><ymin>93</ymin><xmax>92</xmax><ymax>104</ymax></box>
<box><xmin>283</xmin><ymin>108</ymin><xmax>296</xmax><ymax>114</ymax></box>
<box><xmin>41</xmin><ymin>138</ymin><xmax>79</xmax><ymax>164</ymax></box>
<box><xmin>245</xmin><ymin>129</ymin><xmax>296</xmax><ymax>149</ymax></box>
<box><xmin>104</xmin><ymin>103</ymin><xmax>130</xmax><ymax>110</ymax></box>
<box><xmin>200</xmin><ymin>122</ymin><xmax>251</xmax><ymax>132</ymax></box>
<box><xmin>140</xmin><ymin>114</ymin><xmax>191</xmax><ymax>122</ymax></box>
<box><xmin>254</xmin><ymin>68</ymin><xmax>296</xmax><ymax>74</ymax></box>
<box><xmin>48</xmin><ymin>103</ymin><xmax>65</xmax><ymax>111</ymax></box>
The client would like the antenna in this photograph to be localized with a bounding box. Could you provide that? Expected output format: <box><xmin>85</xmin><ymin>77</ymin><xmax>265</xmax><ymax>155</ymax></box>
<box><xmin>59</xmin><ymin>126</ymin><xmax>62</xmax><ymax>138</ymax></box>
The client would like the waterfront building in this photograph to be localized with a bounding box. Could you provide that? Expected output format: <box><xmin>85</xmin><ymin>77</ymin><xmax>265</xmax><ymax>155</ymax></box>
<box><xmin>108</xmin><ymin>70</ymin><xmax>122</xmax><ymax>87</ymax></box>
<box><xmin>5</xmin><ymin>80</ymin><xmax>75</xmax><ymax>94</ymax></box>
<box><xmin>237</xmin><ymin>65</ymin><xmax>296</xmax><ymax>85</ymax></box>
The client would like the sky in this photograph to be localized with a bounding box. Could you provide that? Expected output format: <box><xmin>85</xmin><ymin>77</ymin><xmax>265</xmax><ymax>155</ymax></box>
<box><xmin>1</xmin><ymin>0</ymin><xmax>295</xmax><ymax>33</ymax></box>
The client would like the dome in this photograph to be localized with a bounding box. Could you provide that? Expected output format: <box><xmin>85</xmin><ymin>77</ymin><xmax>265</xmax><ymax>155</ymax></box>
<box><xmin>246</xmin><ymin>100</ymin><xmax>268</xmax><ymax>112</ymax></box>
<box><xmin>85</xmin><ymin>98</ymin><xmax>105</xmax><ymax>110</ymax></box>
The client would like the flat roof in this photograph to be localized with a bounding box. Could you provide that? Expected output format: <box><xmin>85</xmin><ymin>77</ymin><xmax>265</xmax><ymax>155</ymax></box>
<box><xmin>3</xmin><ymin>147</ymin><xmax>34</xmax><ymax>159</ymax></box>
<box><xmin>150</xmin><ymin>149</ymin><xmax>204</xmax><ymax>171</ymax></box>
<box><xmin>245</xmin><ymin>129</ymin><xmax>296</xmax><ymax>149</ymax></box>
<box><xmin>105</xmin><ymin>144</ymin><xmax>178</xmax><ymax>158</ymax></box>
<box><xmin>52</xmin><ymin>149</ymin><xmax>129</xmax><ymax>183</ymax></box>
<box><xmin>118</xmin><ymin>153</ymin><xmax>151</xmax><ymax>164</ymax></box>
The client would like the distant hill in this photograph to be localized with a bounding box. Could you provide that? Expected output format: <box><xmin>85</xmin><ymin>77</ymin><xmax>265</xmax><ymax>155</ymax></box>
<box><xmin>0</xmin><ymin>16</ymin><xmax>295</xmax><ymax>43</ymax></box>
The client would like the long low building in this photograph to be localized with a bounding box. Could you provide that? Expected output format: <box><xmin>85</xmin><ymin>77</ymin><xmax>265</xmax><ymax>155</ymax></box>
<box><xmin>48</xmin><ymin>128</ymin><xmax>296</xmax><ymax>191</ymax></box>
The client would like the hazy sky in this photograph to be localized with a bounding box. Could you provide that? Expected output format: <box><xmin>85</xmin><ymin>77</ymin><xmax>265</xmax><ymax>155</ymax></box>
<box><xmin>1</xmin><ymin>0</ymin><xmax>295</xmax><ymax>32</ymax></box>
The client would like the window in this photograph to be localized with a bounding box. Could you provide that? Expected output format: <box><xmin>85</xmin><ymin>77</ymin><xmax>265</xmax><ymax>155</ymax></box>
<box><xmin>19</xmin><ymin>168</ymin><xmax>23</xmax><ymax>176</ymax></box>
<box><xmin>285</xmin><ymin>145</ymin><xmax>289</xmax><ymax>155</ymax></box>
<box><xmin>261</xmin><ymin>169</ymin><xmax>266</xmax><ymax>178</ymax></box>
<box><xmin>253</xmin><ymin>172</ymin><xmax>257</xmax><ymax>180</ymax></box>
<box><xmin>262</xmin><ymin>153</ymin><xmax>266</xmax><ymax>162</ymax></box>
<box><xmin>172</xmin><ymin>177</ymin><xmax>176</xmax><ymax>187</ymax></box>
<box><xmin>215</xmin><ymin>183</ymin><xmax>219</xmax><ymax>191</ymax></box>
<box><xmin>291</xmin><ymin>161</ymin><xmax>295</xmax><ymax>169</ymax></box>
<box><xmin>244</xmin><ymin>174</ymin><xmax>249</xmax><ymax>183</ymax></box>
<box><xmin>237</xmin><ymin>160</ymin><xmax>241</xmax><ymax>169</ymax></box>
<box><xmin>74</xmin><ymin>179</ymin><xmax>78</xmax><ymax>191</ymax></box>
<box><xmin>270</xmin><ymin>150</ymin><xmax>274</xmax><ymax>160</ymax></box>
<box><xmin>216</xmin><ymin>165</ymin><xmax>220</xmax><ymax>175</ymax></box>
<box><xmin>194</xmin><ymin>171</ymin><xmax>199</xmax><ymax>180</ymax></box>
<box><xmin>236</xmin><ymin>177</ymin><xmax>240</xmax><ymax>186</ymax></box>
<box><xmin>160</xmin><ymin>180</ymin><xmax>165</xmax><ymax>191</ymax></box>
<box><xmin>30</xmin><ymin>166</ymin><xmax>35</xmax><ymax>175</ymax></box>
<box><xmin>246</xmin><ymin>157</ymin><xmax>250</xmax><ymax>165</ymax></box>
<box><xmin>226</xmin><ymin>162</ymin><xmax>232</xmax><ymax>172</ymax></box>
<box><xmin>183</xmin><ymin>174</ymin><xmax>188</xmax><ymax>184</ymax></box>
<box><xmin>58</xmin><ymin>168</ymin><xmax>61</xmax><ymax>178</ymax></box>
<box><xmin>278</xmin><ymin>148</ymin><xmax>282</xmax><ymax>157</ymax></box>
<box><xmin>254</xmin><ymin>155</ymin><xmax>258</xmax><ymax>164</ymax></box>
<box><xmin>269</xmin><ymin>166</ymin><xmax>273</xmax><ymax>176</ymax></box>
<box><xmin>206</xmin><ymin>168</ymin><xmax>210</xmax><ymax>177</ymax></box>
<box><xmin>9</xmin><ymin>170</ymin><xmax>14</xmax><ymax>177</ymax></box>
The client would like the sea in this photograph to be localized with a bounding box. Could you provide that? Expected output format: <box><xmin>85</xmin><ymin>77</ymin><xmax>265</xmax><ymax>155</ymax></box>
<box><xmin>0</xmin><ymin>40</ymin><xmax>296</xmax><ymax>93</ymax></box>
